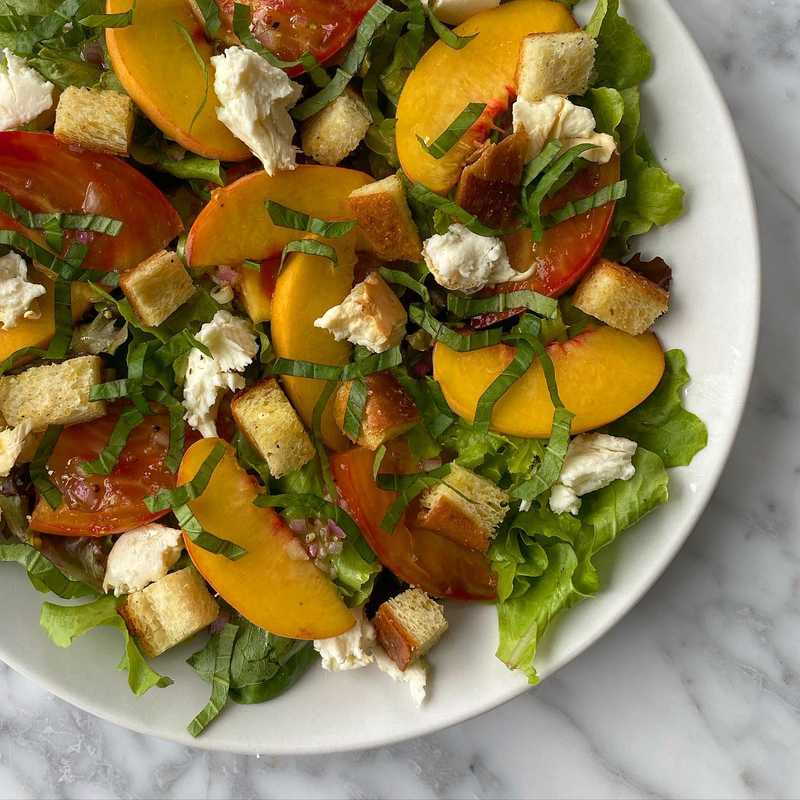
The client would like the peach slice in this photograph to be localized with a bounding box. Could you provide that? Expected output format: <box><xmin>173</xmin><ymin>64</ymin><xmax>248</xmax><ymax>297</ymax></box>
<box><xmin>185</xmin><ymin>165</ymin><xmax>373</xmax><ymax>268</ymax></box>
<box><xmin>179</xmin><ymin>438</ymin><xmax>354</xmax><ymax>639</ymax></box>
<box><xmin>396</xmin><ymin>0</ymin><xmax>576</xmax><ymax>194</ymax></box>
<box><xmin>106</xmin><ymin>0</ymin><xmax>250</xmax><ymax>161</ymax></box>
<box><xmin>433</xmin><ymin>326</ymin><xmax>665</xmax><ymax>437</ymax></box>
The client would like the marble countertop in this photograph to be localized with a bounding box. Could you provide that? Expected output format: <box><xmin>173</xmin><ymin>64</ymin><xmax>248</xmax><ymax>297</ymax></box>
<box><xmin>2</xmin><ymin>0</ymin><xmax>798</xmax><ymax>797</ymax></box>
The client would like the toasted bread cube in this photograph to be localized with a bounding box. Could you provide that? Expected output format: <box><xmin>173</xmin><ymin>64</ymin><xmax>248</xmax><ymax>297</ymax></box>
<box><xmin>572</xmin><ymin>259</ymin><xmax>670</xmax><ymax>336</ymax></box>
<box><xmin>516</xmin><ymin>32</ymin><xmax>597</xmax><ymax>102</ymax></box>
<box><xmin>416</xmin><ymin>463</ymin><xmax>509</xmax><ymax>552</ymax></box>
<box><xmin>333</xmin><ymin>372</ymin><xmax>420</xmax><ymax>450</ymax></box>
<box><xmin>53</xmin><ymin>86</ymin><xmax>135</xmax><ymax>156</ymax></box>
<box><xmin>347</xmin><ymin>174</ymin><xmax>423</xmax><ymax>263</ymax></box>
<box><xmin>0</xmin><ymin>356</ymin><xmax>105</xmax><ymax>432</ymax></box>
<box><xmin>231</xmin><ymin>378</ymin><xmax>314</xmax><ymax>478</ymax></box>
<box><xmin>119</xmin><ymin>567</ymin><xmax>219</xmax><ymax>659</ymax></box>
<box><xmin>373</xmin><ymin>588</ymin><xmax>448</xmax><ymax>671</ymax></box>
<box><xmin>120</xmin><ymin>250</ymin><xmax>196</xmax><ymax>328</ymax></box>
<box><xmin>301</xmin><ymin>88</ymin><xmax>370</xmax><ymax>166</ymax></box>
<box><xmin>455</xmin><ymin>131</ymin><xmax>528</xmax><ymax>229</ymax></box>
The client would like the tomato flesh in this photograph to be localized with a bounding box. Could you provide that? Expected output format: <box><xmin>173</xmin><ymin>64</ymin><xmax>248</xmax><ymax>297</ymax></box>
<box><xmin>331</xmin><ymin>448</ymin><xmax>497</xmax><ymax>601</ymax></box>
<box><xmin>30</xmin><ymin>408</ymin><xmax>178</xmax><ymax>536</ymax></box>
<box><xmin>0</xmin><ymin>132</ymin><xmax>183</xmax><ymax>271</ymax></box>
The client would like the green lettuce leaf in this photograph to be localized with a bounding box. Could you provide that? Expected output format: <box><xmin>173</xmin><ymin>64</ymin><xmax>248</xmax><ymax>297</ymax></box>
<box><xmin>40</xmin><ymin>595</ymin><xmax>173</xmax><ymax>696</ymax></box>
<box><xmin>609</xmin><ymin>349</ymin><xmax>708</xmax><ymax>468</ymax></box>
<box><xmin>0</xmin><ymin>542</ymin><xmax>98</xmax><ymax>598</ymax></box>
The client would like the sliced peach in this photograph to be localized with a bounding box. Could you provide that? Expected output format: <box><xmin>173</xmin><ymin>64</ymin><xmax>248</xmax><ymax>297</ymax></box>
<box><xmin>0</xmin><ymin>274</ymin><xmax>94</xmax><ymax>364</ymax></box>
<box><xmin>106</xmin><ymin>0</ymin><xmax>250</xmax><ymax>161</ymax></box>
<box><xmin>433</xmin><ymin>326</ymin><xmax>665</xmax><ymax>437</ymax></box>
<box><xmin>179</xmin><ymin>438</ymin><xmax>354</xmax><ymax>639</ymax></box>
<box><xmin>235</xmin><ymin>257</ymin><xmax>280</xmax><ymax>324</ymax></box>
<box><xmin>185</xmin><ymin>165</ymin><xmax>373</xmax><ymax>268</ymax></box>
<box><xmin>271</xmin><ymin>243</ymin><xmax>355</xmax><ymax>451</ymax></box>
<box><xmin>396</xmin><ymin>0</ymin><xmax>576</xmax><ymax>194</ymax></box>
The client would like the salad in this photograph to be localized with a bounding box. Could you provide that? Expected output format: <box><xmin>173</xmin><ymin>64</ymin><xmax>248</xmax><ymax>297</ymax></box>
<box><xmin>0</xmin><ymin>0</ymin><xmax>707</xmax><ymax>736</ymax></box>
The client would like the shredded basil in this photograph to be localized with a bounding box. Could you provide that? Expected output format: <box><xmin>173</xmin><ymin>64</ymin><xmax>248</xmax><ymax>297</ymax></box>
<box><xmin>281</xmin><ymin>239</ymin><xmax>338</xmax><ymax>266</ymax></box>
<box><xmin>266</xmin><ymin>201</ymin><xmax>356</xmax><ymax>238</ymax></box>
<box><xmin>174</xmin><ymin>20</ymin><xmax>208</xmax><ymax>133</ymax></box>
<box><xmin>378</xmin><ymin>266</ymin><xmax>430</xmax><ymax>302</ymax></box>
<box><xmin>80</xmin><ymin>405</ymin><xmax>145</xmax><ymax>476</ymax></box>
<box><xmin>377</xmin><ymin>464</ymin><xmax>452</xmax><ymax>531</ymax></box>
<box><xmin>372</xmin><ymin>444</ymin><xmax>387</xmax><ymax>480</ymax></box>
<box><xmin>78</xmin><ymin>6</ymin><xmax>134</xmax><ymax>28</ymax></box>
<box><xmin>192</xmin><ymin>0</ymin><xmax>221</xmax><ymax>37</ymax></box>
<box><xmin>520</xmin><ymin>140</ymin><xmax>563</xmax><ymax>193</ymax></box>
<box><xmin>30</xmin><ymin>425</ymin><xmax>63</xmax><ymax>510</ymax></box>
<box><xmin>145</xmin><ymin>387</ymin><xmax>185</xmax><ymax>473</ymax></box>
<box><xmin>187</xmin><ymin>623</ymin><xmax>238</xmax><ymax>736</ymax></box>
<box><xmin>417</xmin><ymin>102</ymin><xmax>486</xmax><ymax>159</ymax></box>
<box><xmin>254</xmin><ymin>493</ymin><xmax>362</xmax><ymax>541</ymax></box>
<box><xmin>342</xmin><ymin>378</ymin><xmax>368</xmax><ymax>441</ymax></box>
<box><xmin>544</xmin><ymin>180</ymin><xmax>628</xmax><ymax>227</ymax></box>
<box><xmin>269</xmin><ymin>347</ymin><xmax>402</xmax><ymax>382</ymax></box>
<box><xmin>144</xmin><ymin>441</ymin><xmax>225</xmax><ymax>513</ymax></box>
<box><xmin>233</xmin><ymin>430</ymin><xmax>271</xmax><ymax>488</ymax></box>
<box><xmin>405</xmin><ymin>181</ymin><xmax>503</xmax><ymax>237</ymax></box>
<box><xmin>0</xmin><ymin>543</ymin><xmax>98</xmax><ymax>599</ymax></box>
<box><xmin>409</xmin><ymin>304</ymin><xmax>503</xmax><ymax>352</ymax></box>
<box><xmin>447</xmin><ymin>290</ymin><xmax>557</xmax><ymax>320</ymax></box>
<box><xmin>232</xmin><ymin>3</ymin><xmax>304</xmax><ymax>69</ymax></box>
<box><xmin>422</xmin><ymin>3</ymin><xmax>477</xmax><ymax>49</ymax></box>
<box><xmin>173</xmin><ymin>503</ymin><xmax>247</xmax><ymax>561</ymax></box>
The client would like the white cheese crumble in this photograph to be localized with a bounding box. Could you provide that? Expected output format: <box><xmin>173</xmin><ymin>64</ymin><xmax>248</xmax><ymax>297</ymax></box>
<box><xmin>102</xmin><ymin>523</ymin><xmax>184</xmax><ymax>597</ymax></box>
<box><xmin>422</xmin><ymin>223</ymin><xmax>532</xmax><ymax>294</ymax></box>
<box><xmin>313</xmin><ymin>607</ymin><xmax>429</xmax><ymax>707</ymax></box>
<box><xmin>211</xmin><ymin>46</ymin><xmax>302</xmax><ymax>176</ymax></box>
<box><xmin>183</xmin><ymin>310</ymin><xmax>258</xmax><ymax>437</ymax></box>
<box><xmin>513</xmin><ymin>94</ymin><xmax>617</xmax><ymax>165</ymax></box>
<box><xmin>0</xmin><ymin>419</ymin><xmax>32</xmax><ymax>478</ymax></box>
<box><xmin>549</xmin><ymin>433</ymin><xmax>638</xmax><ymax>516</ymax></box>
<box><xmin>0</xmin><ymin>252</ymin><xmax>46</xmax><ymax>330</ymax></box>
<box><xmin>0</xmin><ymin>48</ymin><xmax>54</xmax><ymax>131</ymax></box>
<box><xmin>422</xmin><ymin>0</ymin><xmax>500</xmax><ymax>25</ymax></box>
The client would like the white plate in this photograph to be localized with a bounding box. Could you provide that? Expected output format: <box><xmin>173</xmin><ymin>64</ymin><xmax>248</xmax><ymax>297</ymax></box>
<box><xmin>0</xmin><ymin>0</ymin><xmax>759</xmax><ymax>754</ymax></box>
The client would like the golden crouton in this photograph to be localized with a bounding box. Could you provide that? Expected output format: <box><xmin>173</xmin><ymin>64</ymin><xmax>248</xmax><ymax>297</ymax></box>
<box><xmin>120</xmin><ymin>250</ymin><xmax>196</xmax><ymax>328</ymax></box>
<box><xmin>0</xmin><ymin>356</ymin><xmax>105</xmax><ymax>432</ymax></box>
<box><xmin>301</xmin><ymin>88</ymin><xmax>371</xmax><ymax>166</ymax></box>
<box><xmin>516</xmin><ymin>31</ymin><xmax>597</xmax><ymax>101</ymax></box>
<box><xmin>53</xmin><ymin>86</ymin><xmax>135</xmax><ymax>157</ymax></box>
<box><xmin>231</xmin><ymin>378</ymin><xmax>315</xmax><ymax>479</ymax></box>
<box><xmin>373</xmin><ymin>588</ymin><xmax>448</xmax><ymax>671</ymax></box>
<box><xmin>333</xmin><ymin>371</ymin><xmax>420</xmax><ymax>450</ymax></box>
<box><xmin>119</xmin><ymin>567</ymin><xmax>219</xmax><ymax>659</ymax></box>
<box><xmin>416</xmin><ymin>463</ymin><xmax>509</xmax><ymax>552</ymax></box>
<box><xmin>572</xmin><ymin>259</ymin><xmax>670</xmax><ymax>336</ymax></box>
<box><xmin>347</xmin><ymin>174</ymin><xmax>423</xmax><ymax>263</ymax></box>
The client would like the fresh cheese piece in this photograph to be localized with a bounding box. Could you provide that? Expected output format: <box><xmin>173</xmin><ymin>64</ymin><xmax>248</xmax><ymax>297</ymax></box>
<box><xmin>373</xmin><ymin>648</ymin><xmax>428</xmax><ymax>708</ymax></box>
<box><xmin>314</xmin><ymin>272</ymin><xmax>407</xmax><ymax>353</ymax></box>
<box><xmin>423</xmin><ymin>0</ymin><xmax>500</xmax><ymax>26</ymax></box>
<box><xmin>314</xmin><ymin>606</ymin><xmax>376</xmax><ymax>671</ymax></box>
<box><xmin>549</xmin><ymin>433</ymin><xmax>638</xmax><ymax>516</ymax></box>
<box><xmin>0</xmin><ymin>48</ymin><xmax>54</xmax><ymax>131</ymax></box>
<box><xmin>422</xmin><ymin>223</ymin><xmax>532</xmax><ymax>294</ymax></box>
<box><xmin>512</xmin><ymin>94</ymin><xmax>617</xmax><ymax>164</ymax></box>
<box><xmin>211</xmin><ymin>46</ymin><xmax>301</xmax><ymax>176</ymax></box>
<box><xmin>183</xmin><ymin>310</ymin><xmax>258</xmax><ymax>437</ymax></box>
<box><xmin>0</xmin><ymin>419</ymin><xmax>32</xmax><ymax>477</ymax></box>
<box><xmin>0</xmin><ymin>252</ymin><xmax>46</xmax><ymax>329</ymax></box>
<box><xmin>103</xmin><ymin>523</ymin><xmax>184</xmax><ymax>597</ymax></box>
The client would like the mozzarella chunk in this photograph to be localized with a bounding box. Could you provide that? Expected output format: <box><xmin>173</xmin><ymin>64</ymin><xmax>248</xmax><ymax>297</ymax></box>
<box><xmin>422</xmin><ymin>223</ymin><xmax>532</xmax><ymax>294</ymax></box>
<box><xmin>183</xmin><ymin>310</ymin><xmax>258</xmax><ymax>437</ymax></box>
<box><xmin>373</xmin><ymin>648</ymin><xmax>428</xmax><ymax>708</ymax></box>
<box><xmin>549</xmin><ymin>433</ymin><xmax>638</xmax><ymax>516</ymax></box>
<box><xmin>0</xmin><ymin>49</ymin><xmax>54</xmax><ymax>131</ymax></box>
<box><xmin>423</xmin><ymin>0</ymin><xmax>500</xmax><ymax>25</ymax></box>
<box><xmin>512</xmin><ymin>94</ymin><xmax>617</xmax><ymax>164</ymax></box>
<box><xmin>103</xmin><ymin>524</ymin><xmax>184</xmax><ymax>597</ymax></box>
<box><xmin>0</xmin><ymin>419</ymin><xmax>32</xmax><ymax>477</ymax></box>
<box><xmin>211</xmin><ymin>46</ymin><xmax>302</xmax><ymax>176</ymax></box>
<box><xmin>0</xmin><ymin>252</ymin><xmax>46</xmax><ymax>330</ymax></box>
<box><xmin>314</xmin><ymin>272</ymin><xmax>407</xmax><ymax>353</ymax></box>
<box><xmin>314</xmin><ymin>606</ymin><xmax>376</xmax><ymax>671</ymax></box>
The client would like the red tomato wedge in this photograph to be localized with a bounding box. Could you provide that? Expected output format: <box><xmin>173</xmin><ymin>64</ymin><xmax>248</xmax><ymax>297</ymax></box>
<box><xmin>0</xmin><ymin>131</ymin><xmax>183</xmax><ymax>271</ymax></box>
<box><xmin>331</xmin><ymin>448</ymin><xmax>497</xmax><ymax>601</ymax></box>
<box><xmin>216</xmin><ymin>0</ymin><xmax>376</xmax><ymax>73</ymax></box>
<box><xmin>499</xmin><ymin>155</ymin><xmax>621</xmax><ymax>298</ymax></box>
<box><xmin>30</xmin><ymin>407</ymin><xmax>178</xmax><ymax>536</ymax></box>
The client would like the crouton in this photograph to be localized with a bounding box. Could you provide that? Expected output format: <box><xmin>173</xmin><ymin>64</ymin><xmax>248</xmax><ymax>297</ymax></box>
<box><xmin>571</xmin><ymin>259</ymin><xmax>670</xmax><ymax>336</ymax></box>
<box><xmin>0</xmin><ymin>356</ymin><xmax>105</xmax><ymax>432</ymax></box>
<box><xmin>118</xmin><ymin>567</ymin><xmax>219</xmax><ymax>659</ymax></box>
<box><xmin>120</xmin><ymin>250</ymin><xmax>196</xmax><ymax>328</ymax></box>
<box><xmin>516</xmin><ymin>32</ymin><xmax>597</xmax><ymax>102</ymax></box>
<box><xmin>415</xmin><ymin>463</ymin><xmax>509</xmax><ymax>552</ymax></box>
<box><xmin>373</xmin><ymin>588</ymin><xmax>448</xmax><ymax>671</ymax></box>
<box><xmin>301</xmin><ymin>88</ymin><xmax>370</xmax><ymax>166</ymax></box>
<box><xmin>347</xmin><ymin>174</ymin><xmax>423</xmax><ymax>263</ymax></box>
<box><xmin>231</xmin><ymin>378</ymin><xmax>314</xmax><ymax>478</ymax></box>
<box><xmin>315</xmin><ymin>272</ymin><xmax>407</xmax><ymax>353</ymax></box>
<box><xmin>333</xmin><ymin>371</ymin><xmax>420</xmax><ymax>450</ymax></box>
<box><xmin>53</xmin><ymin>86</ymin><xmax>135</xmax><ymax>157</ymax></box>
<box><xmin>455</xmin><ymin>131</ymin><xmax>528</xmax><ymax>228</ymax></box>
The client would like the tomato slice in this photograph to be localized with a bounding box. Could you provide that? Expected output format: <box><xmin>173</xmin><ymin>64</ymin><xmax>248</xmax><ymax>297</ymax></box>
<box><xmin>499</xmin><ymin>155</ymin><xmax>621</xmax><ymax>298</ymax></box>
<box><xmin>331</xmin><ymin>448</ymin><xmax>497</xmax><ymax>601</ymax></box>
<box><xmin>30</xmin><ymin>407</ymin><xmax>178</xmax><ymax>536</ymax></box>
<box><xmin>0</xmin><ymin>132</ymin><xmax>183</xmax><ymax>271</ymax></box>
<box><xmin>217</xmin><ymin>0</ymin><xmax>376</xmax><ymax>73</ymax></box>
